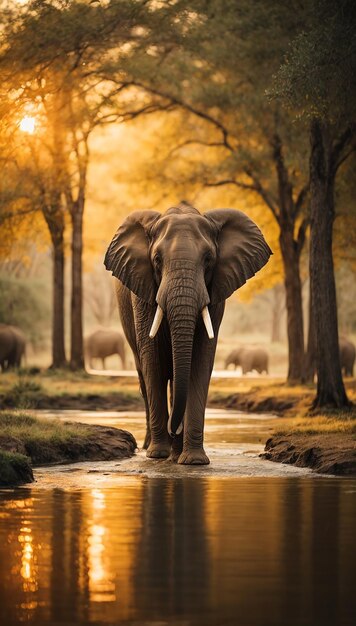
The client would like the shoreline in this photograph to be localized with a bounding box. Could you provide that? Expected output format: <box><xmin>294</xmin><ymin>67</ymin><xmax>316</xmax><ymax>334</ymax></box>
<box><xmin>262</xmin><ymin>432</ymin><xmax>356</xmax><ymax>475</ymax></box>
<box><xmin>0</xmin><ymin>417</ymin><xmax>137</xmax><ymax>487</ymax></box>
<box><xmin>1</xmin><ymin>374</ymin><xmax>355</xmax><ymax>482</ymax></box>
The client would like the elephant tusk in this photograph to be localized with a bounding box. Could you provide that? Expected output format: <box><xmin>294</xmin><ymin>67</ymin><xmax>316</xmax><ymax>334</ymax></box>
<box><xmin>149</xmin><ymin>305</ymin><xmax>164</xmax><ymax>338</ymax></box>
<box><xmin>202</xmin><ymin>306</ymin><xmax>214</xmax><ymax>339</ymax></box>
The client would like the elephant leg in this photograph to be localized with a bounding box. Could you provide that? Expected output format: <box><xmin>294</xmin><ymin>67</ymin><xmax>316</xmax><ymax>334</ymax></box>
<box><xmin>134</xmin><ymin>302</ymin><xmax>171</xmax><ymax>459</ymax></box>
<box><xmin>138</xmin><ymin>370</ymin><xmax>151</xmax><ymax>450</ymax></box>
<box><xmin>144</xmin><ymin>369</ymin><xmax>170</xmax><ymax>459</ymax></box>
<box><xmin>178</xmin><ymin>304</ymin><xmax>224</xmax><ymax>465</ymax></box>
<box><xmin>168</xmin><ymin>379</ymin><xmax>183</xmax><ymax>461</ymax></box>
<box><xmin>102</xmin><ymin>358</ymin><xmax>106</xmax><ymax>370</ymax></box>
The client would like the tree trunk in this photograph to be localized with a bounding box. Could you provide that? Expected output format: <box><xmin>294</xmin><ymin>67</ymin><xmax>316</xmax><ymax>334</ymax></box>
<box><xmin>51</xmin><ymin>239</ymin><xmax>67</xmax><ymax>368</ymax></box>
<box><xmin>270</xmin><ymin>284</ymin><xmax>284</xmax><ymax>343</ymax></box>
<box><xmin>43</xmin><ymin>206</ymin><xmax>67</xmax><ymax>369</ymax></box>
<box><xmin>309</xmin><ymin>119</ymin><xmax>349</xmax><ymax>408</ymax></box>
<box><xmin>279</xmin><ymin>228</ymin><xmax>305</xmax><ymax>382</ymax></box>
<box><xmin>70</xmin><ymin>207</ymin><xmax>84</xmax><ymax>369</ymax></box>
<box><xmin>304</xmin><ymin>280</ymin><xmax>316</xmax><ymax>383</ymax></box>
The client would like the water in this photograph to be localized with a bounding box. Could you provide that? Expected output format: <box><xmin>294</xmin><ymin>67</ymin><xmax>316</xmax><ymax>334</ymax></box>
<box><xmin>0</xmin><ymin>411</ymin><xmax>356</xmax><ymax>626</ymax></box>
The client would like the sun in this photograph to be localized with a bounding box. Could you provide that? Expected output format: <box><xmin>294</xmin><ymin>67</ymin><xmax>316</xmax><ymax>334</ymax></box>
<box><xmin>19</xmin><ymin>116</ymin><xmax>36</xmax><ymax>134</ymax></box>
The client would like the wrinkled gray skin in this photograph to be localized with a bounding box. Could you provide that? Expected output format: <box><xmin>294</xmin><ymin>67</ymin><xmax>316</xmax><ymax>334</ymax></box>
<box><xmin>105</xmin><ymin>203</ymin><xmax>271</xmax><ymax>465</ymax></box>
<box><xmin>85</xmin><ymin>329</ymin><xmax>126</xmax><ymax>370</ymax></box>
<box><xmin>225</xmin><ymin>347</ymin><xmax>269</xmax><ymax>374</ymax></box>
<box><xmin>0</xmin><ymin>324</ymin><xmax>26</xmax><ymax>371</ymax></box>
<box><xmin>339</xmin><ymin>337</ymin><xmax>355</xmax><ymax>377</ymax></box>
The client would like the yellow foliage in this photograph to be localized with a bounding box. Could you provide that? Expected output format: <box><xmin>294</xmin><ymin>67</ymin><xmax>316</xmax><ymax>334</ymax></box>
<box><xmin>0</xmin><ymin>208</ymin><xmax>49</xmax><ymax>268</ymax></box>
<box><xmin>84</xmin><ymin>111</ymin><xmax>284</xmax><ymax>300</ymax></box>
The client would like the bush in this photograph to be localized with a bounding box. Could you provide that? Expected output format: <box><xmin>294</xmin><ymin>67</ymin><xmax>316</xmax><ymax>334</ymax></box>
<box><xmin>3</xmin><ymin>378</ymin><xmax>44</xmax><ymax>408</ymax></box>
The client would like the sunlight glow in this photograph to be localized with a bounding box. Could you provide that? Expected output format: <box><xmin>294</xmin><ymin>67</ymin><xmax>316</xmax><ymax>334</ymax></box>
<box><xmin>19</xmin><ymin>116</ymin><xmax>36</xmax><ymax>134</ymax></box>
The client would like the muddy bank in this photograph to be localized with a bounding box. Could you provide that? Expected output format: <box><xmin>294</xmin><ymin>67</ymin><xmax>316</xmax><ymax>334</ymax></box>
<box><xmin>262</xmin><ymin>433</ymin><xmax>356</xmax><ymax>475</ymax></box>
<box><xmin>0</xmin><ymin>391</ymin><xmax>144</xmax><ymax>411</ymax></box>
<box><xmin>0</xmin><ymin>422</ymin><xmax>137</xmax><ymax>487</ymax></box>
<box><xmin>211</xmin><ymin>392</ymin><xmax>298</xmax><ymax>414</ymax></box>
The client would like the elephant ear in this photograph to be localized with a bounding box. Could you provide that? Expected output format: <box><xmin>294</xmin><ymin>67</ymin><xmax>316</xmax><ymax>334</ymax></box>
<box><xmin>104</xmin><ymin>210</ymin><xmax>161</xmax><ymax>304</ymax></box>
<box><xmin>205</xmin><ymin>209</ymin><xmax>272</xmax><ymax>304</ymax></box>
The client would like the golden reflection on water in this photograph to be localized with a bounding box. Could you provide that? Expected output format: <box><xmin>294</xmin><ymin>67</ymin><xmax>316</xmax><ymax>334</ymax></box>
<box><xmin>88</xmin><ymin>489</ymin><xmax>116</xmax><ymax>603</ymax></box>
<box><xmin>0</xmin><ymin>478</ymin><xmax>355</xmax><ymax>625</ymax></box>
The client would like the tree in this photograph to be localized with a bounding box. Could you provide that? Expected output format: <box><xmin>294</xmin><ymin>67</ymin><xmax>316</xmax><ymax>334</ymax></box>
<box><xmin>0</xmin><ymin>0</ymin><xmax>162</xmax><ymax>368</ymax></box>
<box><xmin>112</xmin><ymin>0</ymin><xmax>310</xmax><ymax>381</ymax></box>
<box><xmin>274</xmin><ymin>0</ymin><xmax>356</xmax><ymax>407</ymax></box>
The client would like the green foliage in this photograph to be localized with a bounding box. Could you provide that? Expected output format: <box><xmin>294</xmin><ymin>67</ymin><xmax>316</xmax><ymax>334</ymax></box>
<box><xmin>0</xmin><ymin>273</ymin><xmax>50</xmax><ymax>345</ymax></box>
<box><xmin>272</xmin><ymin>0</ymin><xmax>356</xmax><ymax>123</ymax></box>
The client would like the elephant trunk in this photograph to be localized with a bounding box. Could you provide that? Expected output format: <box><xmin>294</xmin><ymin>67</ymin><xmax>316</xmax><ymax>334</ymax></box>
<box><xmin>158</xmin><ymin>263</ymin><xmax>207</xmax><ymax>437</ymax></box>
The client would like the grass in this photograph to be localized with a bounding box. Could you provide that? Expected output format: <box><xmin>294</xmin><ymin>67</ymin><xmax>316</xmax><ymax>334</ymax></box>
<box><xmin>0</xmin><ymin>448</ymin><xmax>33</xmax><ymax>487</ymax></box>
<box><xmin>0</xmin><ymin>410</ymin><xmax>92</xmax><ymax>470</ymax></box>
<box><xmin>0</xmin><ymin>409</ymin><xmax>137</xmax><ymax>486</ymax></box>
<box><xmin>275</xmin><ymin>414</ymin><xmax>356</xmax><ymax>436</ymax></box>
<box><xmin>2</xmin><ymin>378</ymin><xmax>44</xmax><ymax>408</ymax></box>
<box><xmin>0</xmin><ymin>410</ymin><xmax>90</xmax><ymax>442</ymax></box>
<box><xmin>0</xmin><ymin>370</ymin><xmax>142</xmax><ymax>409</ymax></box>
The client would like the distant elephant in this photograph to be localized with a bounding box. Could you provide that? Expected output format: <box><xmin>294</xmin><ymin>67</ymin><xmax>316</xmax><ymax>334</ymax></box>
<box><xmin>105</xmin><ymin>202</ymin><xmax>271</xmax><ymax>464</ymax></box>
<box><xmin>84</xmin><ymin>329</ymin><xmax>126</xmax><ymax>370</ymax></box>
<box><xmin>339</xmin><ymin>337</ymin><xmax>355</xmax><ymax>377</ymax></box>
<box><xmin>0</xmin><ymin>324</ymin><xmax>26</xmax><ymax>371</ymax></box>
<box><xmin>225</xmin><ymin>347</ymin><xmax>269</xmax><ymax>374</ymax></box>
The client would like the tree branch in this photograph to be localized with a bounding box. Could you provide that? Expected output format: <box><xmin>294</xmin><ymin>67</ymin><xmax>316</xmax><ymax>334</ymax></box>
<box><xmin>204</xmin><ymin>178</ymin><xmax>257</xmax><ymax>191</ymax></box>
<box><xmin>167</xmin><ymin>138</ymin><xmax>229</xmax><ymax>158</ymax></box>
<box><xmin>103</xmin><ymin>76</ymin><xmax>235</xmax><ymax>152</ymax></box>
<box><xmin>244</xmin><ymin>167</ymin><xmax>280</xmax><ymax>221</ymax></box>
<box><xmin>296</xmin><ymin>216</ymin><xmax>309</xmax><ymax>255</ymax></box>
<box><xmin>331</xmin><ymin>125</ymin><xmax>356</xmax><ymax>174</ymax></box>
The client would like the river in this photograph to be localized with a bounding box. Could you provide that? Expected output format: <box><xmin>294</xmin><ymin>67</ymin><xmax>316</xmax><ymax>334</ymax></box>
<box><xmin>0</xmin><ymin>409</ymin><xmax>355</xmax><ymax>626</ymax></box>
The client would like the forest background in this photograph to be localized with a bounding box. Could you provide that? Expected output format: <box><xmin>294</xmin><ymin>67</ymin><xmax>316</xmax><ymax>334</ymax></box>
<box><xmin>0</xmin><ymin>0</ymin><xmax>355</xmax><ymax>409</ymax></box>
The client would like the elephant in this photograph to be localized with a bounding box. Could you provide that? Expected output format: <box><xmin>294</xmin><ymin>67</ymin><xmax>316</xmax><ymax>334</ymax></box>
<box><xmin>84</xmin><ymin>328</ymin><xmax>126</xmax><ymax>370</ymax></box>
<box><xmin>339</xmin><ymin>337</ymin><xmax>355</xmax><ymax>377</ymax></box>
<box><xmin>0</xmin><ymin>324</ymin><xmax>26</xmax><ymax>371</ymax></box>
<box><xmin>105</xmin><ymin>202</ymin><xmax>271</xmax><ymax>464</ymax></box>
<box><xmin>225</xmin><ymin>347</ymin><xmax>269</xmax><ymax>374</ymax></box>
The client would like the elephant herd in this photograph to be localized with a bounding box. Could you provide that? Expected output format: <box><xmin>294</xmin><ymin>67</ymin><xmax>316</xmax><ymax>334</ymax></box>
<box><xmin>224</xmin><ymin>338</ymin><xmax>355</xmax><ymax>377</ymax></box>
<box><xmin>0</xmin><ymin>325</ymin><xmax>355</xmax><ymax>378</ymax></box>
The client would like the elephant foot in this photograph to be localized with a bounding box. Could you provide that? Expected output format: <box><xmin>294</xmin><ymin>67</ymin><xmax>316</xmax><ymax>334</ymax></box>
<box><xmin>146</xmin><ymin>442</ymin><xmax>171</xmax><ymax>459</ymax></box>
<box><xmin>169</xmin><ymin>449</ymin><xmax>181</xmax><ymax>463</ymax></box>
<box><xmin>177</xmin><ymin>448</ymin><xmax>210</xmax><ymax>465</ymax></box>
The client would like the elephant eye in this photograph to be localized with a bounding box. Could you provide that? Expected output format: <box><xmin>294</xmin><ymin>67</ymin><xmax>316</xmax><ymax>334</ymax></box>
<box><xmin>204</xmin><ymin>251</ymin><xmax>214</xmax><ymax>266</ymax></box>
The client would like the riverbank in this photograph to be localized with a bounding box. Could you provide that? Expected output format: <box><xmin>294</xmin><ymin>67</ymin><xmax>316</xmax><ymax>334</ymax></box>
<box><xmin>209</xmin><ymin>378</ymin><xmax>356</xmax><ymax>415</ymax></box>
<box><xmin>1</xmin><ymin>370</ymin><xmax>355</xmax><ymax>415</ymax></box>
<box><xmin>1</xmin><ymin>370</ymin><xmax>355</xmax><ymax>478</ymax></box>
<box><xmin>0</xmin><ymin>411</ymin><xmax>137</xmax><ymax>487</ymax></box>
<box><xmin>262</xmin><ymin>416</ymin><xmax>356</xmax><ymax>475</ymax></box>
<box><xmin>0</xmin><ymin>370</ymin><xmax>143</xmax><ymax>410</ymax></box>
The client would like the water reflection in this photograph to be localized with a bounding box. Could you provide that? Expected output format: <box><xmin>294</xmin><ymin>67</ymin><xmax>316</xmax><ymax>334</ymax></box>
<box><xmin>0</xmin><ymin>478</ymin><xmax>355</xmax><ymax>625</ymax></box>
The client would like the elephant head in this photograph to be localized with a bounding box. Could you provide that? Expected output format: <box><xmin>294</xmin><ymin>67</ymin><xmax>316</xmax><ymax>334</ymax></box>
<box><xmin>105</xmin><ymin>202</ymin><xmax>271</xmax><ymax>436</ymax></box>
